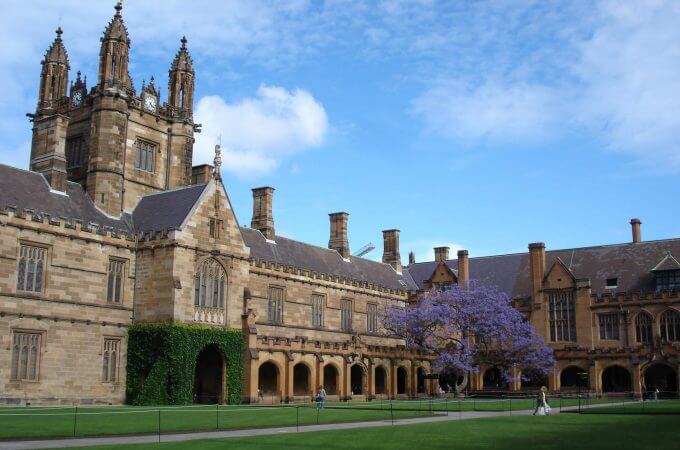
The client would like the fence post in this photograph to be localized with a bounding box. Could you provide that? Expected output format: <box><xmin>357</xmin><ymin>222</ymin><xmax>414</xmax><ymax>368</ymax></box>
<box><xmin>216</xmin><ymin>403</ymin><xmax>219</xmax><ymax>430</ymax></box>
<box><xmin>157</xmin><ymin>408</ymin><xmax>161</xmax><ymax>443</ymax></box>
<box><xmin>390</xmin><ymin>401</ymin><xmax>394</xmax><ymax>425</ymax></box>
<box><xmin>296</xmin><ymin>406</ymin><xmax>299</xmax><ymax>432</ymax></box>
<box><xmin>73</xmin><ymin>405</ymin><xmax>78</xmax><ymax>438</ymax></box>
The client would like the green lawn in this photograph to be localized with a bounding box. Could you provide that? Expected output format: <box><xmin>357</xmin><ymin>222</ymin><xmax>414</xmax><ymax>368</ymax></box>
<box><xmin>0</xmin><ymin>397</ymin><xmax>637</xmax><ymax>440</ymax></box>
<box><xmin>580</xmin><ymin>399</ymin><xmax>680</xmax><ymax>414</ymax></box>
<box><xmin>62</xmin><ymin>414</ymin><xmax>680</xmax><ymax>450</ymax></box>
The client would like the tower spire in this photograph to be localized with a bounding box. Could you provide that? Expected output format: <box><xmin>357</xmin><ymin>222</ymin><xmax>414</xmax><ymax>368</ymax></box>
<box><xmin>213</xmin><ymin>144</ymin><xmax>222</xmax><ymax>180</ymax></box>
<box><xmin>98</xmin><ymin>0</ymin><xmax>130</xmax><ymax>90</ymax></box>
<box><xmin>168</xmin><ymin>36</ymin><xmax>195</xmax><ymax>114</ymax></box>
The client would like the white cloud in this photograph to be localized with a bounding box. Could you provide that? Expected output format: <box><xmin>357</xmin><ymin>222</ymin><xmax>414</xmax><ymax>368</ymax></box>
<box><xmin>194</xmin><ymin>86</ymin><xmax>329</xmax><ymax>176</ymax></box>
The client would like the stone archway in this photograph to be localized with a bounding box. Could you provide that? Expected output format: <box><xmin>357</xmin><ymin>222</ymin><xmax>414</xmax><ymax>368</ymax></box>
<box><xmin>375</xmin><ymin>366</ymin><xmax>388</xmax><ymax>395</ymax></box>
<box><xmin>323</xmin><ymin>364</ymin><xmax>339</xmax><ymax>395</ymax></box>
<box><xmin>397</xmin><ymin>366</ymin><xmax>408</xmax><ymax>395</ymax></box>
<box><xmin>560</xmin><ymin>366</ymin><xmax>589</xmax><ymax>390</ymax></box>
<box><xmin>416</xmin><ymin>367</ymin><xmax>426</xmax><ymax>394</ymax></box>
<box><xmin>521</xmin><ymin>369</ymin><xmax>547</xmax><ymax>390</ymax></box>
<box><xmin>439</xmin><ymin>371</ymin><xmax>467</xmax><ymax>393</ymax></box>
<box><xmin>483</xmin><ymin>367</ymin><xmax>508</xmax><ymax>390</ymax></box>
<box><xmin>258</xmin><ymin>361</ymin><xmax>280</xmax><ymax>396</ymax></box>
<box><xmin>193</xmin><ymin>345</ymin><xmax>225</xmax><ymax>404</ymax></box>
<box><xmin>644</xmin><ymin>363</ymin><xmax>678</xmax><ymax>394</ymax></box>
<box><xmin>350</xmin><ymin>364</ymin><xmax>366</xmax><ymax>395</ymax></box>
<box><xmin>602</xmin><ymin>365</ymin><xmax>631</xmax><ymax>393</ymax></box>
<box><xmin>293</xmin><ymin>363</ymin><xmax>312</xmax><ymax>397</ymax></box>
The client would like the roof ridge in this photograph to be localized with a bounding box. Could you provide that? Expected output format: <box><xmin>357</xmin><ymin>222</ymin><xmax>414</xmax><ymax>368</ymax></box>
<box><xmin>138</xmin><ymin>183</ymin><xmax>207</xmax><ymax>199</ymax></box>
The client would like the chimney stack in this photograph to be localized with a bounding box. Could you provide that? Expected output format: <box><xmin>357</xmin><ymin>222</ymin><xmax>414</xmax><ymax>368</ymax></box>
<box><xmin>329</xmin><ymin>212</ymin><xmax>350</xmax><ymax>258</ymax></box>
<box><xmin>529</xmin><ymin>242</ymin><xmax>546</xmax><ymax>304</ymax></box>
<box><xmin>382</xmin><ymin>229</ymin><xmax>402</xmax><ymax>273</ymax></box>
<box><xmin>251</xmin><ymin>187</ymin><xmax>275</xmax><ymax>240</ymax></box>
<box><xmin>409</xmin><ymin>251</ymin><xmax>416</xmax><ymax>265</ymax></box>
<box><xmin>457</xmin><ymin>250</ymin><xmax>469</xmax><ymax>284</ymax></box>
<box><xmin>630</xmin><ymin>218</ymin><xmax>642</xmax><ymax>243</ymax></box>
<box><xmin>434</xmin><ymin>246</ymin><xmax>450</xmax><ymax>262</ymax></box>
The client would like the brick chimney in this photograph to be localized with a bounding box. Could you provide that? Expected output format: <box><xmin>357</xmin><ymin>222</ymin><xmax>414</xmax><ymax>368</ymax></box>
<box><xmin>457</xmin><ymin>250</ymin><xmax>469</xmax><ymax>284</ymax></box>
<box><xmin>382</xmin><ymin>229</ymin><xmax>402</xmax><ymax>273</ymax></box>
<box><xmin>191</xmin><ymin>164</ymin><xmax>213</xmax><ymax>185</ymax></box>
<box><xmin>251</xmin><ymin>187</ymin><xmax>275</xmax><ymax>240</ymax></box>
<box><xmin>630</xmin><ymin>218</ymin><xmax>642</xmax><ymax>243</ymax></box>
<box><xmin>408</xmin><ymin>251</ymin><xmax>416</xmax><ymax>265</ymax></box>
<box><xmin>434</xmin><ymin>246</ymin><xmax>450</xmax><ymax>262</ymax></box>
<box><xmin>529</xmin><ymin>242</ymin><xmax>546</xmax><ymax>304</ymax></box>
<box><xmin>329</xmin><ymin>212</ymin><xmax>350</xmax><ymax>258</ymax></box>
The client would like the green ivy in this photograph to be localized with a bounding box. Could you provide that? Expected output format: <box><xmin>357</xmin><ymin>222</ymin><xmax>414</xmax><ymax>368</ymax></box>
<box><xmin>126</xmin><ymin>323</ymin><xmax>243</xmax><ymax>405</ymax></box>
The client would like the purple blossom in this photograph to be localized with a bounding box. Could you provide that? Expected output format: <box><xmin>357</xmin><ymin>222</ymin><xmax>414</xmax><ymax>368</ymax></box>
<box><xmin>383</xmin><ymin>281</ymin><xmax>554</xmax><ymax>380</ymax></box>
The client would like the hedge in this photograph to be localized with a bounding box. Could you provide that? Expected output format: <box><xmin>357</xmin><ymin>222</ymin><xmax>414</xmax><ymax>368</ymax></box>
<box><xmin>126</xmin><ymin>323</ymin><xmax>243</xmax><ymax>405</ymax></box>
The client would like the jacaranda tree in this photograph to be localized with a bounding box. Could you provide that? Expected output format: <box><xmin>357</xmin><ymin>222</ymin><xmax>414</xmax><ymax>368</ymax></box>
<box><xmin>383</xmin><ymin>281</ymin><xmax>554</xmax><ymax>385</ymax></box>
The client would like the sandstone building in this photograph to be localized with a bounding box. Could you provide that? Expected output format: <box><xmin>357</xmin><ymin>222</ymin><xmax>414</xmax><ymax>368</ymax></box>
<box><xmin>1</xmin><ymin>4</ymin><xmax>678</xmax><ymax>405</ymax></box>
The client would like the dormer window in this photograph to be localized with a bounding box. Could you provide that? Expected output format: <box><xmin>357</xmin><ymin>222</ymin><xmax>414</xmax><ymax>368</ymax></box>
<box><xmin>651</xmin><ymin>253</ymin><xmax>680</xmax><ymax>292</ymax></box>
<box><xmin>605</xmin><ymin>278</ymin><xmax>618</xmax><ymax>289</ymax></box>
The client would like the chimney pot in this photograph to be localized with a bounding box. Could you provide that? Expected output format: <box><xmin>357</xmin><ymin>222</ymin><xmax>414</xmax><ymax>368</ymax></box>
<box><xmin>408</xmin><ymin>251</ymin><xmax>416</xmax><ymax>265</ymax></box>
<box><xmin>251</xmin><ymin>187</ymin><xmax>275</xmax><ymax>239</ymax></box>
<box><xmin>529</xmin><ymin>242</ymin><xmax>546</xmax><ymax>301</ymax></box>
<box><xmin>329</xmin><ymin>212</ymin><xmax>350</xmax><ymax>258</ymax></box>
<box><xmin>382</xmin><ymin>229</ymin><xmax>402</xmax><ymax>273</ymax></box>
<box><xmin>630</xmin><ymin>218</ymin><xmax>642</xmax><ymax>243</ymax></box>
<box><xmin>434</xmin><ymin>246</ymin><xmax>450</xmax><ymax>262</ymax></box>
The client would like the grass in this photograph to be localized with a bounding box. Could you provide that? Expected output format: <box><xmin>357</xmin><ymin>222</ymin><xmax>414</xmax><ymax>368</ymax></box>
<box><xmin>0</xmin><ymin>397</ymin><xmax>647</xmax><ymax>441</ymax></box>
<box><xmin>61</xmin><ymin>413</ymin><xmax>680</xmax><ymax>450</ymax></box>
<box><xmin>580</xmin><ymin>399</ymin><xmax>680</xmax><ymax>414</ymax></box>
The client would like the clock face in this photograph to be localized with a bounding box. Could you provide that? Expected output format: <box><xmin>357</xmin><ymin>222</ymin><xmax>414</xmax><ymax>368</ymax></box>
<box><xmin>144</xmin><ymin>95</ymin><xmax>157</xmax><ymax>112</ymax></box>
<box><xmin>72</xmin><ymin>90</ymin><xmax>83</xmax><ymax>107</ymax></box>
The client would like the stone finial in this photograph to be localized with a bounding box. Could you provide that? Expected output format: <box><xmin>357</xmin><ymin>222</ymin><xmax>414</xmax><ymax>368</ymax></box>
<box><xmin>213</xmin><ymin>144</ymin><xmax>222</xmax><ymax>180</ymax></box>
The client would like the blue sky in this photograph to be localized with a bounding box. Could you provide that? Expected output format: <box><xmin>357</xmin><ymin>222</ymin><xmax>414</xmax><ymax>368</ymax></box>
<box><xmin>1</xmin><ymin>0</ymin><xmax>679</xmax><ymax>263</ymax></box>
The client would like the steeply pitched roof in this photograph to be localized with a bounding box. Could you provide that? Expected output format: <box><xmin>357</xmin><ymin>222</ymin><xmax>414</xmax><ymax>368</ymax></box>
<box><xmin>406</xmin><ymin>239</ymin><xmax>680</xmax><ymax>298</ymax></box>
<box><xmin>241</xmin><ymin>227</ymin><xmax>408</xmax><ymax>291</ymax></box>
<box><xmin>131</xmin><ymin>184</ymin><xmax>207</xmax><ymax>233</ymax></box>
<box><xmin>0</xmin><ymin>164</ymin><xmax>129</xmax><ymax>232</ymax></box>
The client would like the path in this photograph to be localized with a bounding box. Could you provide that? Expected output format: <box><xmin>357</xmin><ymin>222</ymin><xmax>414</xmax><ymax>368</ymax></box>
<box><xmin>0</xmin><ymin>403</ymin><xmax>608</xmax><ymax>450</ymax></box>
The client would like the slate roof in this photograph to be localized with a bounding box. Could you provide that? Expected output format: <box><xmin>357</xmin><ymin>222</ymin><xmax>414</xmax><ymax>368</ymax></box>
<box><xmin>0</xmin><ymin>164</ymin><xmax>129</xmax><ymax>232</ymax></box>
<box><xmin>240</xmin><ymin>227</ymin><xmax>408</xmax><ymax>291</ymax></box>
<box><xmin>404</xmin><ymin>239</ymin><xmax>680</xmax><ymax>298</ymax></box>
<box><xmin>651</xmin><ymin>253</ymin><xmax>680</xmax><ymax>272</ymax></box>
<box><xmin>131</xmin><ymin>184</ymin><xmax>207</xmax><ymax>233</ymax></box>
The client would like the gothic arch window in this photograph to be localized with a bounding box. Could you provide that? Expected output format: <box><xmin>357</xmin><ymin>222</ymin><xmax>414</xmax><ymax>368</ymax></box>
<box><xmin>635</xmin><ymin>312</ymin><xmax>653</xmax><ymax>344</ymax></box>
<box><xmin>194</xmin><ymin>259</ymin><xmax>226</xmax><ymax>308</ymax></box>
<box><xmin>179</xmin><ymin>85</ymin><xmax>185</xmax><ymax>109</ymax></box>
<box><xmin>110</xmin><ymin>54</ymin><xmax>117</xmax><ymax>82</ymax></box>
<box><xmin>660</xmin><ymin>310</ymin><xmax>680</xmax><ymax>342</ymax></box>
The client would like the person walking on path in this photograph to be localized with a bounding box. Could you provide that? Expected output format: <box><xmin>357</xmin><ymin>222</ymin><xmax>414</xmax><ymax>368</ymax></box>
<box><xmin>533</xmin><ymin>386</ymin><xmax>549</xmax><ymax>415</ymax></box>
<box><xmin>316</xmin><ymin>385</ymin><xmax>327</xmax><ymax>409</ymax></box>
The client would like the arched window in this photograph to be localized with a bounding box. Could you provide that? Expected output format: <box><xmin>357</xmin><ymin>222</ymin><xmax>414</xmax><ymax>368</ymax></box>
<box><xmin>660</xmin><ymin>310</ymin><xmax>680</xmax><ymax>342</ymax></box>
<box><xmin>635</xmin><ymin>312</ymin><xmax>653</xmax><ymax>344</ymax></box>
<box><xmin>179</xmin><ymin>85</ymin><xmax>185</xmax><ymax>109</ymax></box>
<box><xmin>194</xmin><ymin>259</ymin><xmax>226</xmax><ymax>308</ymax></box>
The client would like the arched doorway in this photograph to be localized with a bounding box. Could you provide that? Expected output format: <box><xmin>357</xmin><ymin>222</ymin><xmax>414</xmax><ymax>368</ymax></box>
<box><xmin>602</xmin><ymin>365</ymin><xmax>631</xmax><ymax>393</ymax></box>
<box><xmin>397</xmin><ymin>367</ymin><xmax>408</xmax><ymax>395</ymax></box>
<box><xmin>350</xmin><ymin>364</ymin><xmax>365</xmax><ymax>395</ymax></box>
<box><xmin>521</xmin><ymin>369</ymin><xmax>547</xmax><ymax>390</ymax></box>
<box><xmin>193</xmin><ymin>345</ymin><xmax>224</xmax><ymax>404</ymax></box>
<box><xmin>439</xmin><ymin>370</ymin><xmax>466</xmax><ymax>393</ymax></box>
<box><xmin>293</xmin><ymin>363</ymin><xmax>311</xmax><ymax>397</ymax></box>
<box><xmin>560</xmin><ymin>366</ymin><xmax>589</xmax><ymax>389</ymax></box>
<box><xmin>416</xmin><ymin>367</ymin><xmax>426</xmax><ymax>394</ymax></box>
<box><xmin>644</xmin><ymin>363</ymin><xmax>678</xmax><ymax>394</ymax></box>
<box><xmin>323</xmin><ymin>364</ymin><xmax>339</xmax><ymax>395</ymax></box>
<box><xmin>483</xmin><ymin>367</ymin><xmax>507</xmax><ymax>390</ymax></box>
<box><xmin>375</xmin><ymin>366</ymin><xmax>387</xmax><ymax>395</ymax></box>
<box><xmin>258</xmin><ymin>361</ymin><xmax>279</xmax><ymax>397</ymax></box>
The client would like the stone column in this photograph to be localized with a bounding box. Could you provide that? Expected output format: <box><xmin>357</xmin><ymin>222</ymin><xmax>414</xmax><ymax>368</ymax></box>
<box><xmin>632</xmin><ymin>363</ymin><xmax>642</xmax><ymax>398</ymax></box>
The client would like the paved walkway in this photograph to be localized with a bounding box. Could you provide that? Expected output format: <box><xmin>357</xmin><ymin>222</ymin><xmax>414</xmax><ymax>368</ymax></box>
<box><xmin>0</xmin><ymin>404</ymin><xmax>592</xmax><ymax>450</ymax></box>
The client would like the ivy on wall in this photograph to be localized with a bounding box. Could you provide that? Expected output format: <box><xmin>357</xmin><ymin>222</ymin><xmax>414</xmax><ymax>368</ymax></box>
<box><xmin>126</xmin><ymin>323</ymin><xmax>243</xmax><ymax>405</ymax></box>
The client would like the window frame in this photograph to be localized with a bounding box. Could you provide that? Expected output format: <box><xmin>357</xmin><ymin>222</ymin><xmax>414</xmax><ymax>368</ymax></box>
<box><xmin>209</xmin><ymin>218</ymin><xmax>223</xmax><ymax>239</ymax></box>
<box><xmin>193</xmin><ymin>258</ymin><xmax>227</xmax><ymax>309</ymax></box>
<box><xmin>65</xmin><ymin>135</ymin><xmax>86</xmax><ymax>169</ymax></box>
<box><xmin>660</xmin><ymin>309</ymin><xmax>680</xmax><ymax>342</ymax></box>
<box><xmin>598</xmin><ymin>313</ymin><xmax>620</xmax><ymax>341</ymax></box>
<box><xmin>367</xmin><ymin>302</ymin><xmax>378</xmax><ymax>333</ymax></box>
<box><xmin>341</xmin><ymin>298</ymin><xmax>353</xmax><ymax>332</ymax></box>
<box><xmin>635</xmin><ymin>312</ymin><xmax>653</xmax><ymax>344</ymax></box>
<box><xmin>134</xmin><ymin>139</ymin><xmax>157</xmax><ymax>173</ymax></box>
<box><xmin>107</xmin><ymin>258</ymin><xmax>126</xmax><ymax>304</ymax></box>
<box><xmin>16</xmin><ymin>243</ymin><xmax>48</xmax><ymax>294</ymax></box>
<box><xmin>268</xmin><ymin>286</ymin><xmax>284</xmax><ymax>324</ymax></box>
<box><xmin>547</xmin><ymin>289</ymin><xmax>577</xmax><ymax>342</ymax></box>
<box><xmin>102</xmin><ymin>337</ymin><xmax>122</xmax><ymax>383</ymax></box>
<box><xmin>656</xmin><ymin>270</ymin><xmax>680</xmax><ymax>292</ymax></box>
<box><xmin>311</xmin><ymin>294</ymin><xmax>325</xmax><ymax>328</ymax></box>
<box><xmin>10</xmin><ymin>330</ymin><xmax>43</xmax><ymax>382</ymax></box>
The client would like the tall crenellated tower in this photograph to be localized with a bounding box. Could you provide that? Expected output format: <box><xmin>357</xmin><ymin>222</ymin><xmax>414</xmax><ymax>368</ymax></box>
<box><xmin>29</xmin><ymin>27</ymin><xmax>70</xmax><ymax>192</ymax></box>
<box><xmin>86</xmin><ymin>1</ymin><xmax>131</xmax><ymax>215</ymax></box>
